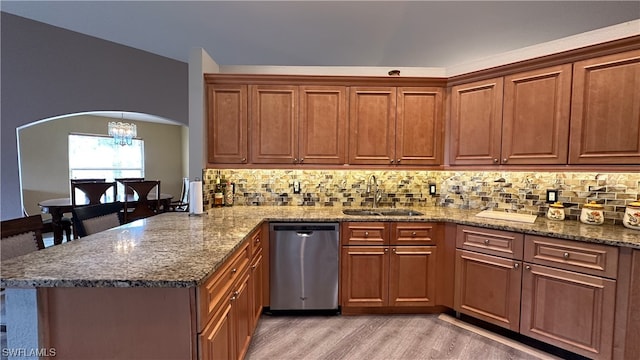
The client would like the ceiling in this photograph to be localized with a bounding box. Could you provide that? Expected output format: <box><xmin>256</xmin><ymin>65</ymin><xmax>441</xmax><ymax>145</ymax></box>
<box><xmin>2</xmin><ymin>1</ymin><xmax>639</xmax><ymax>68</ymax></box>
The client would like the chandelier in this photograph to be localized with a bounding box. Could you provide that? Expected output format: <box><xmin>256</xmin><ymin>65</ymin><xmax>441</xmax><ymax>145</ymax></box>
<box><xmin>108</xmin><ymin>120</ymin><xmax>137</xmax><ymax>146</ymax></box>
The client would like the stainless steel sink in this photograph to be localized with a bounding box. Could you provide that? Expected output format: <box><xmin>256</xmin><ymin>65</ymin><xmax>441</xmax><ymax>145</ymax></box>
<box><xmin>342</xmin><ymin>209</ymin><xmax>423</xmax><ymax>217</ymax></box>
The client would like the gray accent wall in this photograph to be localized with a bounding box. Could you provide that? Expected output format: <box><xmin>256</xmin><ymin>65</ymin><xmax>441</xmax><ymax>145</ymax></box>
<box><xmin>1</xmin><ymin>13</ymin><xmax>188</xmax><ymax>219</ymax></box>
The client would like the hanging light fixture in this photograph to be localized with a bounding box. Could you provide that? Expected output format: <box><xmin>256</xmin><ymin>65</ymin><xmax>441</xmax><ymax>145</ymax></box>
<box><xmin>108</xmin><ymin>113</ymin><xmax>137</xmax><ymax>146</ymax></box>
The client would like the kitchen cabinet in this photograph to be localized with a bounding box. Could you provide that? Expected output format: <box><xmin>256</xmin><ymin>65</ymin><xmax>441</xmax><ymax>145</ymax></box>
<box><xmin>250</xmin><ymin>85</ymin><xmax>299</xmax><ymax>164</ymax></box>
<box><xmin>207</xmin><ymin>84</ymin><xmax>248</xmax><ymax>164</ymax></box>
<box><xmin>249</xmin><ymin>229</ymin><xmax>264</xmax><ymax>331</ymax></box>
<box><xmin>450</xmin><ymin>64</ymin><xmax>572</xmax><ymax>165</ymax></box>
<box><xmin>520</xmin><ymin>235</ymin><xmax>618</xmax><ymax>360</ymax></box>
<box><xmin>569</xmin><ymin>49</ymin><xmax>640</xmax><ymax>165</ymax></box>
<box><xmin>349</xmin><ymin>87</ymin><xmax>443</xmax><ymax>166</ymax></box>
<box><xmin>341</xmin><ymin>222</ymin><xmax>439</xmax><ymax>308</ymax></box>
<box><xmin>454</xmin><ymin>226</ymin><xmax>523</xmax><ymax>331</ymax></box>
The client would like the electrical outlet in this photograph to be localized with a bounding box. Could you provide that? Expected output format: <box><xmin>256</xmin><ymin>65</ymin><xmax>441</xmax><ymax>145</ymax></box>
<box><xmin>293</xmin><ymin>180</ymin><xmax>301</xmax><ymax>194</ymax></box>
<box><xmin>429</xmin><ymin>183</ymin><xmax>437</xmax><ymax>196</ymax></box>
<box><xmin>546</xmin><ymin>189</ymin><xmax>558</xmax><ymax>203</ymax></box>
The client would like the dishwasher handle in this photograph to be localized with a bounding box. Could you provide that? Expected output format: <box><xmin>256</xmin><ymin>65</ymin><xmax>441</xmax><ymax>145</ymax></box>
<box><xmin>296</xmin><ymin>231</ymin><xmax>314</xmax><ymax>237</ymax></box>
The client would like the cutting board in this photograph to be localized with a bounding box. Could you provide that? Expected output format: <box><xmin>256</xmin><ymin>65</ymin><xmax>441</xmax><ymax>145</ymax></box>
<box><xmin>475</xmin><ymin>210</ymin><xmax>538</xmax><ymax>224</ymax></box>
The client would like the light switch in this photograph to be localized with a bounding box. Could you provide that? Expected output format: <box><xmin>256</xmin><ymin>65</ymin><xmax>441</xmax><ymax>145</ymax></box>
<box><xmin>293</xmin><ymin>180</ymin><xmax>301</xmax><ymax>194</ymax></box>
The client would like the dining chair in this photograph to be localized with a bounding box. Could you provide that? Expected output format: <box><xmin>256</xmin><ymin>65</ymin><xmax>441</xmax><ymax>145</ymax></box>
<box><xmin>115</xmin><ymin>177</ymin><xmax>144</xmax><ymax>195</ymax></box>
<box><xmin>72</xmin><ymin>202</ymin><xmax>124</xmax><ymax>238</ymax></box>
<box><xmin>123</xmin><ymin>180</ymin><xmax>160</xmax><ymax>223</ymax></box>
<box><xmin>23</xmin><ymin>207</ymin><xmax>72</xmax><ymax>243</ymax></box>
<box><xmin>168</xmin><ymin>177</ymin><xmax>189</xmax><ymax>212</ymax></box>
<box><xmin>1</xmin><ymin>215</ymin><xmax>45</xmax><ymax>261</ymax></box>
<box><xmin>71</xmin><ymin>180</ymin><xmax>117</xmax><ymax>206</ymax></box>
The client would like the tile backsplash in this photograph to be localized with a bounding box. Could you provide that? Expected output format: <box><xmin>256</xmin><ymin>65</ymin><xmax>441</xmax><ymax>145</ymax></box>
<box><xmin>203</xmin><ymin>169</ymin><xmax>639</xmax><ymax>225</ymax></box>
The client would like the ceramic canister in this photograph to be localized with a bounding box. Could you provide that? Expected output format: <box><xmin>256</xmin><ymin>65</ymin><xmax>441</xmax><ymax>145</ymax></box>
<box><xmin>580</xmin><ymin>201</ymin><xmax>604</xmax><ymax>225</ymax></box>
<box><xmin>623</xmin><ymin>201</ymin><xmax>640</xmax><ymax>230</ymax></box>
<box><xmin>547</xmin><ymin>202</ymin><xmax>565</xmax><ymax>221</ymax></box>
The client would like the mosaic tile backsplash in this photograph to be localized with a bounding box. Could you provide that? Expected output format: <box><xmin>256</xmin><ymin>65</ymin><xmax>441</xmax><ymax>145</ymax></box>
<box><xmin>203</xmin><ymin>169</ymin><xmax>640</xmax><ymax>225</ymax></box>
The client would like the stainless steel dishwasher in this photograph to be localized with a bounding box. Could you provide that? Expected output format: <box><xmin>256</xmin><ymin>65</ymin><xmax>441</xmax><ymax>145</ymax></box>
<box><xmin>269</xmin><ymin>223</ymin><xmax>339</xmax><ymax>312</ymax></box>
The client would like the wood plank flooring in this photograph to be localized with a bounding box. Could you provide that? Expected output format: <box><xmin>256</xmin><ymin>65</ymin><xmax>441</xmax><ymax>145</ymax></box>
<box><xmin>246</xmin><ymin>314</ymin><xmax>560</xmax><ymax>360</ymax></box>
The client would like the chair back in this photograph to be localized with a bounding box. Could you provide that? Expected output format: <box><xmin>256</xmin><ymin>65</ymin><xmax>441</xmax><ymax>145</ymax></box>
<box><xmin>169</xmin><ymin>177</ymin><xmax>190</xmax><ymax>212</ymax></box>
<box><xmin>1</xmin><ymin>215</ymin><xmax>45</xmax><ymax>260</ymax></box>
<box><xmin>115</xmin><ymin>177</ymin><xmax>144</xmax><ymax>195</ymax></box>
<box><xmin>71</xmin><ymin>181</ymin><xmax>117</xmax><ymax>206</ymax></box>
<box><xmin>72</xmin><ymin>202</ymin><xmax>124</xmax><ymax>238</ymax></box>
<box><xmin>123</xmin><ymin>180</ymin><xmax>160</xmax><ymax>223</ymax></box>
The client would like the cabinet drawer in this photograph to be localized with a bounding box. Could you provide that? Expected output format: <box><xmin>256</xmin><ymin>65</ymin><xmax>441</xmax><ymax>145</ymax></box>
<box><xmin>198</xmin><ymin>240</ymin><xmax>251</xmax><ymax>332</ymax></box>
<box><xmin>524</xmin><ymin>235</ymin><xmax>619</xmax><ymax>279</ymax></box>
<box><xmin>250</xmin><ymin>228</ymin><xmax>263</xmax><ymax>256</ymax></box>
<box><xmin>456</xmin><ymin>225</ymin><xmax>523</xmax><ymax>259</ymax></box>
<box><xmin>391</xmin><ymin>223</ymin><xmax>438</xmax><ymax>245</ymax></box>
<box><xmin>341</xmin><ymin>222</ymin><xmax>388</xmax><ymax>245</ymax></box>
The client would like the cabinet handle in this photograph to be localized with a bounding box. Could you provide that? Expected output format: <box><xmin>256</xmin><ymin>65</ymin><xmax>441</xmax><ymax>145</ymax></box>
<box><xmin>390</xmin><ymin>159</ymin><xmax>394</xmax><ymax>164</ymax></box>
<box><xmin>251</xmin><ymin>264</ymin><xmax>257</xmax><ymax>270</ymax></box>
<box><xmin>300</xmin><ymin>158</ymin><xmax>304</xmax><ymax>163</ymax></box>
<box><xmin>563</xmin><ymin>252</ymin><xmax>570</xmax><ymax>259</ymax></box>
<box><xmin>484</xmin><ymin>239</ymin><xmax>490</xmax><ymax>245</ymax></box>
<box><xmin>230</xmin><ymin>296</ymin><xmax>236</xmax><ymax>302</ymax></box>
<box><xmin>503</xmin><ymin>158</ymin><xmax>508</xmax><ymax>163</ymax></box>
<box><xmin>397</xmin><ymin>159</ymin><xmax>401</xmax><ymax>164</ymax></box>
<box><xmin>241</xmin><ymin>158</ymin><xmax>247</xmax><ymax>163</ymax></box>
<box><xmin>233</xmin><ymin>290</ymin><xmax>240</xmax><ymax>296</ymax></box>
<box><xmin>493</xmin><ymin>158</ymin><xmax>499</xmax><ymax>163</ymax></box>
<box><xmin>364</xmin><ymin>231</ymin><xmax>369</xmax><ymax>237</ymax></box>
<box><xmin>514</xmin><ymin>263</ymin><xmax>519</xmax><ymax>269</ymax></box>
<box><xmin>411</xmin><ymin>232</ymin><xmax>417</xmax><ymax>236</ymax></box>
<box><xmin>231</xmin><ymin>268</ymin><xmax>237</xmax><ymax>273</ymax></box>
<box><xmin>525</xmin><ymin>265</ymin><xmax>531</xmax><ymax>270</ymax></box>
<box><xmin>294</xmin><ymin>158</ymin><xmax>298</xmax><ymax>163</ymax></box>
<box><xmin>384</xmin><ymin>248</ymin><xmax>388</xmax><ymax>253</ymax></box>
<box><xmin>255</xmin><ymin>237</ymin><xmax>260</xmax><ymax>243</ymax></box>
<box><xmin>392</xmin><ymin>248</ymin><xmax>396</xmax><ymax>253</ymax></box>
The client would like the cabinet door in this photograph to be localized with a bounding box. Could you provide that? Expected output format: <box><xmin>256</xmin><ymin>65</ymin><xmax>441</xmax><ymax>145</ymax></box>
<box><xmin>200</xmin><ymin>300</ymin><xmax>234</xmax><ymax>360</ymax></box>
<box><xmin>454</xmin><ymin>249</ymin><xmax>522</xmax><ymax>331</ymax></box>
<box><xmin>233</xmin><ymin>271</ymin><xmax>252</xmax><ymax>360</ymax></box>
<box><xmin>250</xmin><ymin>251</ymin><xmax>264</xmax><ymax>331</ymax></box>
<box><xmin>250</xmin><ymin>85</ymin><xmax>298</xmax><ymax>164</ymax></box>
<box><xmin>502</xmin><ymin>65</ymin><xmax>571</xmax><ymax>164</ymax></box>
<box><xmin>341</xmin><ymin>246</ymin><xmax>389</xmax><ymax>307</ymax></box>
<box><xmin>521</xmin><ymin>263</ymin><xmax>616</xmax><ymax>360</ymax></box>
<box><xmin>389</xmin><ymin>246</ymin><xmax>437</xmax><ymax>307</ymax></box>
<box><xmin>450</xmin><ymin>78</ymin><xmax>503</xmax><ymax>165</ymax></box>
<box><xmin>569</xmin><ymin>49</ymin><xmax>640</xmax><ymax>164</ymax></box>
<box><xmin>207</xmin><ymin>85</ymin><xmax>248</xmax><ymax>164</ymax></box>
<box><xmin>396</xmin><ymin>87</ymin><xmax>443</xmax><ymax>165</ymax></box>
<box><xmin>299</xmin><ymin>86</ymin><xmax>347</xmax><ymax>164</ymax></box>
<box><xmin>348</xmin><ymin>87</ymin><xmax>397</xmax><ymax>164</ymax></box>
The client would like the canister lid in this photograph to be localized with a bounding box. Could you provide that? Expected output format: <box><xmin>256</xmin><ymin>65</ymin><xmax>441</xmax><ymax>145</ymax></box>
<box><xmin>627</xmin><ymin>201</ymin><xmax>640</xmax><ymax>209</ymax></box>
<box><xmin>583</xmin><ymin>201</ymin><xmax>604</xmax><ymax>209</ymax></box>
<box><xmin>550</xmin><ymin>202</ymin><xmax>564</xmax><ymax>208</ymax></box>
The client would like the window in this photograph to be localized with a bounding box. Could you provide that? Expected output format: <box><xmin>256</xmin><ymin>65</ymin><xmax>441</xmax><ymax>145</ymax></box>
<box><xmin>68</xmin><ymin>133</ymin><xmax>144</xmax><ymax>183</ymax></box>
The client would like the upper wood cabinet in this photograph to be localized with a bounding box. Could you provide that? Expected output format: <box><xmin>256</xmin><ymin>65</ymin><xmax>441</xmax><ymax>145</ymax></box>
<box><xmin>569</xmin><ymin>49</ymin><xmax>640</xmax><ymax>165</ymax></box>
<box><xmin>450</xmin><ymin>78</ymin><xmax>504</xmax><ymax>165</ymax></box>
<box><xmin>298</xmin><ymin>86</ymin><xmax>348</xmax><ymax>164</ymax></box>
<box><xmin>450</xmin><ymin>64</ymin><xmax>572</xmax><ymax>165</ymax></box>
<box><xmin>250</xmin><ymin>85</ymin><xmax>348</xmax><ymax>165</ymax></box>
<box><xmin>502</xmin><ymin>64</ymin><xmax>572</xmax><ymax>164</ymax></box>
<box><xmin>250</xmin><ymin>85</ymin><xmax>299</xmax><ymax>164</ymax></box>
<box><xmin>207</xmin><ymin>85</ymin><xmax>248</xmax><ymax>164</ymax></box>
<box><xmin>349</xmin><ymin>86</ymin><xmax>443</xmax><ymax>166</ymax></box>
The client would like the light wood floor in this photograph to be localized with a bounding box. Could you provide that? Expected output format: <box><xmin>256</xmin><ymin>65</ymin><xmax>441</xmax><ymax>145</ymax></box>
<box><xmin>246</xmin><ymin>314</ymin><xmax>561</xmax><ymax>360</ymax></box>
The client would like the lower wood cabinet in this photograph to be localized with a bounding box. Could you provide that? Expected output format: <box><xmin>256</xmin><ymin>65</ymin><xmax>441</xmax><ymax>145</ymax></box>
<box><xmin>250</xmin><ymin>250</ymin><xmax>264</xmax><ymax>331</ymax></box>
<box><xmin>454</xmin><ymin>249</ymin><xmax>522</xmax><ymax>331</ymax></box>
<box><xmin>340</xmin><ymin>222</ymin><xmax>439</xmax><ymax>309</ymax></box>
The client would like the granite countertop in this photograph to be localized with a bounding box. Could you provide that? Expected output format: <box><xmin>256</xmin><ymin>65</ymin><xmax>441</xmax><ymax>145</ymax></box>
<box><xmin>2</xmin><ymin>206</ymin><xmax>639</xmax><ymax>289</ymax></box>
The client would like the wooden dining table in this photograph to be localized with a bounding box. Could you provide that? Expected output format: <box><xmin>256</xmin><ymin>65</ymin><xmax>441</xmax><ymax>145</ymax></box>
<box><xmin>38</xmin><ymin>193</ymin><xmax>173</xmax><ymax>245</ymax></box>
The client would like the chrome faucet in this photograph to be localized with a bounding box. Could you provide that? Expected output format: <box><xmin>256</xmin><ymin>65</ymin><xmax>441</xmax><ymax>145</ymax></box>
<box><xmin>367</xmin><ymin>175</ymin><xmax>382</xmax><ymax>208</ymax></box>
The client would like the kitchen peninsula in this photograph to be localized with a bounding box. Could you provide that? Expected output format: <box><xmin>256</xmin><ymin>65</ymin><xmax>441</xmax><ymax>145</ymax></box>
<box><xmin>2</xmin><ymin>207</ymin><xmax>640</xmax><ymax>359</ymax></box>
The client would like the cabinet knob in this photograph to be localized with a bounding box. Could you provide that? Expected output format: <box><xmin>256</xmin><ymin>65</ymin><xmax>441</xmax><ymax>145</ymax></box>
<box><xmin>294</xmin><ymin>158</ymin><xmax>298</xmax><ymax>163</ymax></box>
<box><xmin>493</xmin><ymin>158</ymin><xmax>499</xmax><ymax>163</ymax></box>
<box><xmin>514</xmin><ymin>263</ymin><xmax>519</xmax><ymax>269</ymax></box>
<box><xmin>503</xmin><ymin>158</ymin><xmax>508</xmax><ymax>163</ymax></box>
<box><xmin>241</xmin><ymin>158</ymin><xmax>247</xmax><ymax>163</ymax></box>
<box><xmin>230</xmin><ymin>296</ymin><xmax>236</xmax><ymax>302</ymax></box>
<box><xmin>255</xmin><ymin>238</ymin><xmax>260</xmax><ymax>243</ymax></box>
<box><xmin>390</xmin><ymin>159</ymin><xmax>395</xmax><ymax>164</ymax></box>
<box><xmin>411</xmin><ymin>232</ymin><xmax>417</xmax><ymax>236</ymax></box>
<box><xmin>384</xmin><ymin>248</ymin><xmax>388</xmax><ymax>253</ymax></box>
<box><xmin>364</xmin><ymin>231</ymin><xmax>369</xmax><ymax>237</ymax></box>
<box><xmin>231</xmin><ymin>268</ymin><xmax>237</xmax><ymax>273</ymax></box>
<box><xmin>397</xmin><ymin>159</ymin><xmax>401</xmax><ymax>164</ymax></box>
<box><xmin>484</xmin><ymin>239</ymin><xmax>490</xmax><ymax>245</ymax></box>
<box><xmin>525</xmin><ymin>265</ymin><xmax>531</xmax><ymax>270</ymax></box>
<box><xmin>251</xmin><ymin>264</ymin><xmax>257</xmax><ymax>270</ymax></box>
<box><xmin>563</xmin><ymin>252</ymin><xmax>570</xmax><ymax>259</ymax></box>
<box><xmin>300</xmin><ymin>158</ymin><xmax>304</xmax><ymax>163</ymax></box>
